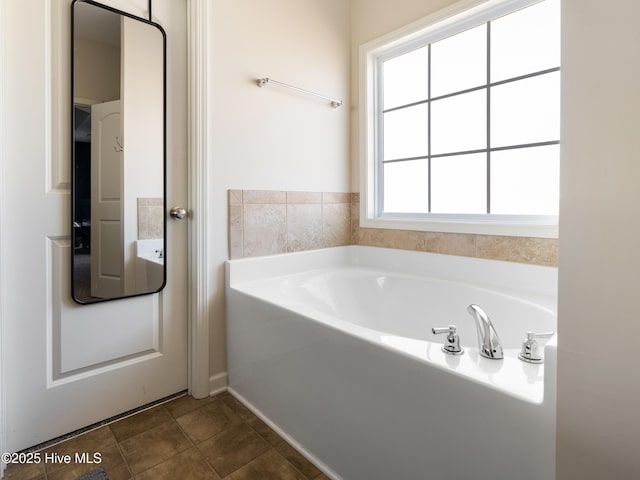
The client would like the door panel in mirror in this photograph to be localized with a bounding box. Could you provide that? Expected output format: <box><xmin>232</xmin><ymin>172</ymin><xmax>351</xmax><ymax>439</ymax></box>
<box><xmin>71</xmin><ymin>0</ymin><xmax>166</xmax><ymax>304</ymax></box>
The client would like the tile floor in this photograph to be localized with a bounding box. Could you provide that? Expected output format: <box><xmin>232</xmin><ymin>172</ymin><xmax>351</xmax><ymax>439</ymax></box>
<box><xmin>4</xmin><ymin>391</ymin><xmax>330</xmax><ymax>480</ymax></box>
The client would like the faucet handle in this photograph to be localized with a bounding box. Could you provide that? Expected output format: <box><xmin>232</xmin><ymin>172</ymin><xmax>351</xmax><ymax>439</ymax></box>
<box><xmin>432</xmin><ymin>326</ymin><xmax>455</xmax><ymax>335</ymax></box>
<box><xmin>432</xmin><ymin>325</ymin><xmax>464</xmax><ymax>355</ymax></box>
<box><xmin>518</xmin><ymin>331</ymin><xmax>555</xmax><ymax>364</ymax></box>
<box><xmin>526</xmin><ymin>331</ymin><xmax>554</xmax><ymax>341</ymax></box>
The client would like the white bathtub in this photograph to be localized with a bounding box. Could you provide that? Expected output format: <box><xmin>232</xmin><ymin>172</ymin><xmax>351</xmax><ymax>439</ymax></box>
<box><xmin>226</xmin><ymin>246</ymin><xmax>557</xmax><ymax>480</ymax></box>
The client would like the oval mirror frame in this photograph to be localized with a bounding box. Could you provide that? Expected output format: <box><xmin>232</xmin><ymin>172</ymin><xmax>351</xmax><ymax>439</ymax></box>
<box><xmin>70</xmin><ymin>0</ymin><xmax>167</xmax><ymax>304</ymax></box>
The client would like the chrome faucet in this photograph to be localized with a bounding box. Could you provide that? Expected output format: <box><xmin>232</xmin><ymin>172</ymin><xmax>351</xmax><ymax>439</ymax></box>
<box><xmin>467</xmin><ymin>304</ymin><xmax>503</xmax><ymax>359</ymax></box>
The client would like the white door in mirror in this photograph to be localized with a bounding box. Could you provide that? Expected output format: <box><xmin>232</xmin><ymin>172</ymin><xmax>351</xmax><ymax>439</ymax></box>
<box><xmin>90</xmin><ymin>100</ymin><xmax>123</xmax><ymax>298</ymax></box>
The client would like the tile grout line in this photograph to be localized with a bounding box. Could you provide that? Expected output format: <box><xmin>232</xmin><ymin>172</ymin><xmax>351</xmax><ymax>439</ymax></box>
<box><xmin>123</xmin><ymin>403</ymin><xmax>202</xmax><ymax>479</ymax></box>
<box><xmin>113</xmin><ymin>437</ymin><xmax>135</xmax><ymax>480</ymax></box>
<box><xmin>216</xmin><ymin>394</ymin><xmax>273</xmax><ymax>479</ymax></box>
<box><xmin>109</xmin><ymin>402</ymin><xmax>192</xmax><ymax>479</ymax></box>
<box><xmin>270</xmin><ymin>446</ymin><xmax>319</xmax><ymax>480</ymax></box>
<box><xmin>213</xmin><ymin>392</ymin><xmax>324</xmax><ymax>479</ymax></box>
<box><xmin>167</xmin><ymin>403</ymin><xmax>223</xmax><ymax>479</ymax></box>
<box><xmin>240</xmin><ymin>190</ymin><xmax>246</xmax><ymax>259</ymax></box>
<box><xmin>219</xmin><ymin>392</ymin><xmax>325</xmax><ymax>480</ymax></box>
<box><xmin>285</xmin><ymin>195</ymin><xmax>289</xmax><ymax>254</ymax></box>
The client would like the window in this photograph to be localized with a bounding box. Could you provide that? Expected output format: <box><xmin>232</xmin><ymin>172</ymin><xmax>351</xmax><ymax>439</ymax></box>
<box><xmin>361</xmin><ymin>0</ymin><xmax>560</xmax><ymax>237</ymax></box>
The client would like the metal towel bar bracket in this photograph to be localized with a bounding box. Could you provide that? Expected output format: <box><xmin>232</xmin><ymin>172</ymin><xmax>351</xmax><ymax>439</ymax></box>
<box><xmin>256</xmin><ymin>78</ymin><xmax>343</xmax><ymax>108</ymax></box>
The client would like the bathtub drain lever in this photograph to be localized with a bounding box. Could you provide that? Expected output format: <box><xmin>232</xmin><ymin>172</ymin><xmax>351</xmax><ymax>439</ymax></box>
<box><xmin>432</xmin><ymin>325</ymin><xmax>464</xmax><ymax>355</ymax></box>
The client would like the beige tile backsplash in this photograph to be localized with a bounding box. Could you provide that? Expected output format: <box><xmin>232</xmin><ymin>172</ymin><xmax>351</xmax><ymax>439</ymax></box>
<box><xmin>229</xmin><ymin>190</ymin><xmax>558</xmax><ymax>266</ymax></box>
<box><xmin>138</xmin><ymin>197</ymin><xmax>164</xmax><ymax>240</ymax></box>
<box><xmin>229</xmin><ymin>190</ymin><xmax>352</xmax><ymax>259</ymax></box>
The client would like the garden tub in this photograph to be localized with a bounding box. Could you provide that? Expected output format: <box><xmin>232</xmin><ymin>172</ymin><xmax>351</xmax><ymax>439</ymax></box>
<box><xmin>226</xmin><ymin>246</ymin><xmax>557</xmax><ymax>479</ymax></box>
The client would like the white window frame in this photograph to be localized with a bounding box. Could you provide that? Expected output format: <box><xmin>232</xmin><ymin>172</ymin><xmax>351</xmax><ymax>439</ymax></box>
<box><xmin>359</xmin><ymin>0</ymin><xmax>559</xmax><ymax>238</ymax></box>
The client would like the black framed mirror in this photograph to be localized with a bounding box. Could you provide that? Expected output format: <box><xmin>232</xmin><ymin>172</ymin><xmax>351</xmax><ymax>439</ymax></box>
<box><xmin>71</xmin><ymin>0</ymin><xmax>166</xmax><ymax>304</ymax></box>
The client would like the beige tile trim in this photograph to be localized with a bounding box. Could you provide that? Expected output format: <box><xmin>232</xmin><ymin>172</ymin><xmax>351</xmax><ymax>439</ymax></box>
<box><xmin>137</xmin><ymin>197</ymin><xmax>164</xmax><ymax>240</ymax></box>
<box><xmin>243</xmin><ymin>190</ymin><xmax>286</xmax><ymax>204</ymax></box>
<box><xmin>229</xmin><ymin>190</ymin><xmax>558</xmax><ymax>266</ymax></box>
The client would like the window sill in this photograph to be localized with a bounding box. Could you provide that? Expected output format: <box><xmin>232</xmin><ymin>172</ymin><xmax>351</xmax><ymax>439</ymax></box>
<box><xmin>360</xmin><ymin>214</ymin><xmax>558</xmax><ymax>239</ymax></box>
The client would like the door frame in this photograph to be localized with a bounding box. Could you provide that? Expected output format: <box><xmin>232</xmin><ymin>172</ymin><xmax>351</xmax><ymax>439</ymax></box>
<box><xmin>186</xmin><ymin>0</ymin><xmax>210</xmax><ymax>400</ymax></box>
<box><xmin>0</xmin><ymin>1</ymin><xmax>211</xmax><ymax>472</ymax></box>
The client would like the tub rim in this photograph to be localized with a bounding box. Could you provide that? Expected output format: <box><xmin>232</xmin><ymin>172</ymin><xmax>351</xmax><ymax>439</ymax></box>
<box><xmin>226</xmin><ymin>246</ymin><xmax>558</xmax><ymax>405</ymax></box>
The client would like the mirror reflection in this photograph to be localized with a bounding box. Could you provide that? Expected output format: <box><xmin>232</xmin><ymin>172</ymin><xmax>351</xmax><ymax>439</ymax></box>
<box><xmin>72</xmin><ymin>0</ymin><xmax>166</xmax><ymax>304</ymax></box>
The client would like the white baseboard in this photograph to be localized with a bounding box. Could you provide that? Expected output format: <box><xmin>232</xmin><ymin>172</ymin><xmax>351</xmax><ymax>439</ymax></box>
<box><xmin>227</xmin><ymin>387</ymin><xmax>340</xmax><ymax>480</ymax></box>
<box><xmin>209</xmin><ymin>371</ymin><xmax>228</xmax><ymax>397</ymax></box>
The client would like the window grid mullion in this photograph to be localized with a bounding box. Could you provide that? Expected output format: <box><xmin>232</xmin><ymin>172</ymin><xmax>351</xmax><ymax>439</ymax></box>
<box><xmin>427</xmin><ymin>44</ymin><xmax>432</xmax><ymax>213</ymax></box>
<box><xmin>486</xmin><ymin>21</ymin><xmax>492</xmax><ymax>214</ymax></box>
<box><xmin>382</xmin><ymin>140</ymin><xmax>559</xmax><ymax>164</ymax></box>
<box><xmin>382</xmin><ymin>66</ymin><xmax>560</xmax><ymax>115</ymax></box>
<box><xmin>375</xmin><ymin>0</ymin><xmax>560</xmax><ymax>223</ymax></box>
<box><xmin>378</xmin><ymin>59</ymin><xmax>386</xmax><ymax>215</ymax></box>
<box><xmin>379</xmin><ymin>5</ymin><xmax>559</xmax><ymax>217</ymax></box>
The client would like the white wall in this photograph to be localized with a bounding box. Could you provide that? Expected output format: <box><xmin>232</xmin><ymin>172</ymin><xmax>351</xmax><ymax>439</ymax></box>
<box><xmin>208</xmin><ymin>0</ymin><xmax>351</xmax><ymax>379</ymax></box>
<box><xmin>350</xmin><ymin>0</ymin><xmax>454</xmax><ymax>192</ymax></box>
<box><xmin>557</xmin><ymin>0</ymin><xmax>640</xmax><ymax>477</ymax></box>
<box><xmin>74</xmin><ymin>38</ymin><xmax>120</xmax><ymax>103</ymax></box>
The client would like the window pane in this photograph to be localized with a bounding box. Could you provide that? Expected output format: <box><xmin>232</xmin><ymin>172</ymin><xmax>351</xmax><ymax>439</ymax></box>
<box><xmin>491</xmin><ymin>145</ymin><xmax>559</xmax><ymax>215</ymax></box>
<box><xmin>431</xmin><ymin>89</ymin><xmax>486</xmax><ymax>155</ymax></box>
<box><xmin>491</xmin><ymin>0</ymin><xmax>560</xmax><ymax>82</ymax></box>
<box><xmin>491</xmin><ymin>71</ymin><xmax>559</xmax><ymax>148</ymax></box>
<box><xmin>383</xmin><ymin>46</ymin><xmax>428</xmax><ymax>110</ymax></box>
<box><xmin>431</xmin><ymin>24</ymin><xmax>486</xmax><ymax>97</ymax></box>
<box><xmin>383</xmin><ymin>160</ymin><xmax>429</xmax><ymax>213</ymax></box>
<box><xmin>383</xmin><ymin>104</ymin><xmax>428</xmax><ymax>160</ymax></box>
<box><xmin>431</xmin><ymin>153</ymin><xmax>486</xmax><ymax>214</ymax></box>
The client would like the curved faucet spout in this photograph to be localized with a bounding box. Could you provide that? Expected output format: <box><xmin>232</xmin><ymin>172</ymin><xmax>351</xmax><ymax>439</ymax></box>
<box><xmin>467</xmin><ymin>304</ymin><xmax>504</xmax><ymax>359</ymax></box>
